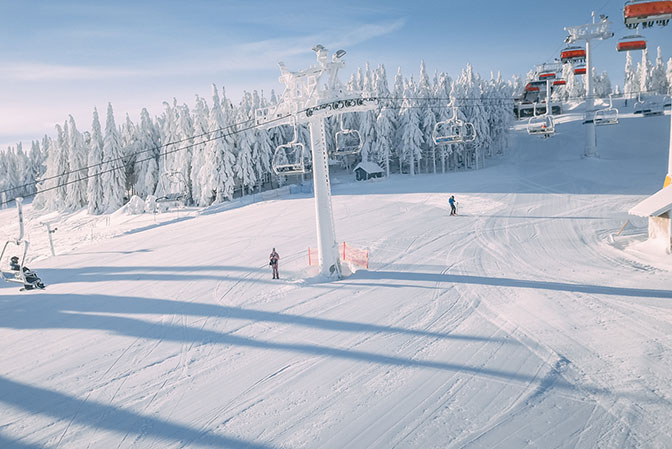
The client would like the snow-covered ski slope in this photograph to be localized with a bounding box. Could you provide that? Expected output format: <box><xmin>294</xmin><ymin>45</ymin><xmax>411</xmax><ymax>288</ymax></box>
<box><xmin>1</xmin><ymin>107</ymin><xmax>672</xmax><ymax>449</ymax></box>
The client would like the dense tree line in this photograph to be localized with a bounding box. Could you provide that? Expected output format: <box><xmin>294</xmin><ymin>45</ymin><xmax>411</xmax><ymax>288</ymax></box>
<box><xmin>2</xmin><ymin>62</ymin><xmax>515</xmax><ymax>213</ymax></box>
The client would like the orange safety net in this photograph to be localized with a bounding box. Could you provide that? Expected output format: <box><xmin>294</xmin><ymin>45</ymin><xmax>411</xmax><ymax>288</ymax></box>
<box><xmin>307</xmin><ymin>243</ymin><xmax>369</xmax><ymax>269</ymax></box>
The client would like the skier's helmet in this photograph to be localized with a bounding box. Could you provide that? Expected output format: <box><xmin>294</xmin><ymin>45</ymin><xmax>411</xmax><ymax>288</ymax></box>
<box><xmin>10</xmin><ymin>256</ymin><xmax>19</xmax><ymax>263</ymax></box>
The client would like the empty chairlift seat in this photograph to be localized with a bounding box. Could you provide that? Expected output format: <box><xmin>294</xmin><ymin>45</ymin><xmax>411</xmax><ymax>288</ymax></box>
<box><xmin>624</xmin><ymin>0</ymin><xmax>672</xmax><ymax>29</ymax></box>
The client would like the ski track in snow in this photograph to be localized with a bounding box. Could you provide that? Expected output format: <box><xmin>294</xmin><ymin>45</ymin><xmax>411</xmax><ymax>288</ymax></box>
<box><xmin>1</xmin><ymin>108</ymin><xmax>672</xmax><ymax>448</ymax></box>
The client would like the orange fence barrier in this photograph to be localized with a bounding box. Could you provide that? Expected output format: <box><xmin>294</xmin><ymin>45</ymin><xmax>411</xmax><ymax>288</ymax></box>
<box><xmin>308</xmin><ymin>242</ymin><xmax>369</xmax><ymax>269</ymax></box>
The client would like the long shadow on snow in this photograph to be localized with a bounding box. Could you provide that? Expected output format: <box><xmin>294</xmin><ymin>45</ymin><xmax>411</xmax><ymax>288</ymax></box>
<box><xmin>36</xmin><ymin>265</ymin><xmax>267</xmax><ymax>285</ymax></box>
<box><xmin>0</xmin><ymin>376</ymin><xmax>276</xmax><ymax>449</ymax></box>
<box><xmin>0</xmin><ymin>292</ymin><xmax>513</xmax><ymax>344</ymax></box>
<box><xmin>4</xmin><ymin>294</ymin><xmax>665</xmax><ymax>405</ymax></box>
<box><xmin>0</xmin><ymin>432</ymin><xmax>46</xmax><ymax>449</ymax></box>
<box><xmin>349</xmin><ymin>271</ymin><xmax>672</xmax><ymax>299</ymax></box>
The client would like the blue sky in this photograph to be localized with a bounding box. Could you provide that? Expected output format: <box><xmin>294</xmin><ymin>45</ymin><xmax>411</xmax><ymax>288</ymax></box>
<box><xmin>1</xmin><ymin>0</ymin><xmax>670</xmax><ymax>148</ymax></box>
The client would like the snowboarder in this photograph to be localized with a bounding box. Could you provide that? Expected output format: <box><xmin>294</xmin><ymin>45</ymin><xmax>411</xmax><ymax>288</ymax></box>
<box><xmin>9</xmin><ymin>256</ymin><xmax>45</xmax><ymax>290</ymax></box>
<box><xmin>269</xmin><ymin>248</ymin><xmax>280</xmax><ymax>279</ymax></box>
<box><xmin>449</xmin><ymin>195</ymin><xmax>458</xmax><ymax>216</ymax></box>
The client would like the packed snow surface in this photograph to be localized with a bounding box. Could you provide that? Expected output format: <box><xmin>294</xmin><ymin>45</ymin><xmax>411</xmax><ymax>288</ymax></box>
<box><xmin>1</xmin><ymin>107</ymin><xmax>672</xmax><ymax>448</ymax></box>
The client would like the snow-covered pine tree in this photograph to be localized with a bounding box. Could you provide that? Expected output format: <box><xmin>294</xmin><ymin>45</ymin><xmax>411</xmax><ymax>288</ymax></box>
<box><xmin>102</xmin><ymin>103</ymin><xmax>126</xmax><ymax>212</ymax></box>
<box><xmin>134</xmin><ymin>108</ymin><xmax>160</xmax><ymax>200</ymax></box>
<box><xmin>65</xmin><ymin>115</ymin><xmax>88</xmax><ymax>210</ymax></box>
<box><xmin>190</xmin><ymin>96</ymin><xmax>209</xmax><ymax>205</ymax></box>
<box><xmin>452</xmin><ymin>64</ymin><xmax>488</xmax><ymax>170</ymax></box>
<box><xmin>120</xmin><ymin>114</ymin><xmax>139</xmax><ymax>198</ymax></box>
<box><xmin>400</xmin><ymin>79</ymin><xmax>423</xmax><ymax>175</ymax></box>
<box><xmin>374</xmin><ymin>64</ymin><xmax>395</xmax><ymax>176</ymax></box>
<box><xmin>650</xmin><ymin>47</ymin><xmax>670</xmax><ymax>95</ymax></box>
<box><xmin>29</xmin><ymin>139</ymin><xmax>45</xmax><ymax>190</ymax></box>
<box><xmin>434</xmin><ymin>72</ymin><xmax>453</xmax><ymax>173</ymax></box>
<box><xmin>392</xmin><ymin>67</ymin><xmax>405</xmax><ymax>173</ymax></box>
<box><xmin>87</xmin><ymin>108</ymin><xmax>105</xmax><ymax>214</ymax></box>
<box><xmin>417</xmin><ymin>60</ymin><xmax>437</xmax><ymax>174</ymax></box>
<box><xmin>234</xmin><ymin>92</ymin><xmax>257</xmax><ymax>195</ymax></box>
<box><xmin>175</xmin><ymin>104</ymin><xmax>194</xmax><ymax>203</ymax></box>
<box><xmin>358</xmin><ymin>63</ymin><xmax>377</xmax><ymax>165</ymax></box>
<box><xmin>623</xmin><ymin>51</ymin><xmax>639</xmax><ymax>99</ymax></box>
<box><xmin>638</xmin><ymin>48</ymin><xmax>653</xmax><ymax>95</ymax></box>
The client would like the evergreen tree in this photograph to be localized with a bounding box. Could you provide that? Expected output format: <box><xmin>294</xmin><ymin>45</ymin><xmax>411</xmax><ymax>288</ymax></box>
<box><xmin>400</xmin><ymin>80</ymin><xmax>423</xmax><ymax>175</ymax></box>
<box><xmin>624</xmin><ymin>51</ymin><xmax>639</xmax><ymax>98</ymax></box>
<box><xmin>190</xmin><ymin>95</ymin><xmax>209</xmax><ymax>204</ymax></box>
<box><xmin>134</xmin><ymin>108</ymin><xmax>160</xmax><ymax>199</ymax></box>
<box><xmin>650</xmin><ymin>47</ymin><xmax>669</xmax><ymax>95</ymax></box>
<box><xmin>87</xmin><ymin>108</ymin><xmax>105</xmax><ymax>214</ymax></box>
<box><xmin>235</xmin><ymin>92</ymin><xmax>257</xmax><ymax>195</ymax></box>
<box><xmin>102</xmin><ymin>103</ymin><xmax>126</xmax><ymax>212</ymax></box>
<box><xmin>374</xmin><ymin>64</ymin><xmax>395</xmax><ymax>176</ymax></box>
<box><xmin>638</xmin><ymin>48</ymin><xmax>653</xmax><ymax>94</ymax></box>
<box><xmin>66</xmin><ymin>115</ymin><xmax>88</xmax><ymax>209</ymax></box>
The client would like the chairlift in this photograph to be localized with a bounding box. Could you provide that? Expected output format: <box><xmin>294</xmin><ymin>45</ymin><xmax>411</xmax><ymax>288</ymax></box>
<box><xmin>527</xmin><ymin>114</ymin><xmax>555</xmax><ymax>137</ymax></box>
<box><xmin>538</xmin><ymin>71</ymin><xmax>556</xmax><ymax>80</ymax></box>
<box><xmin>155</xmin><ymin>171</ymin><xmax>187</xmax><ymax>204</ymax></box>
<box><xmin>594</xmin><ymin>94</ymin><xmax>619</xmax><ymax>126</ymax></box>
<box><xmin>624</xmin><ymin>0</ymin><xmax>672</xmax><ymax>29</ymax></box>
<box><xmin>616</xmin><ymin>34</ymin><xmax>647</xmax><ymax>51</ymax></box>
<box><xmin>0</xmin><ymin>198</ymin><xmax>44</xmax><ymax>290</ymax></box>
<box><xmin>574</xmin><ymin>64</ymin><xmax>587</xmax><ymax>75</ymax></box>
<box><xmin>553</xmin><ymin>79</ymin><xmax>567</xmax><ymax>86</ymax></box>
<box><xmin>272</xmin><ymin>121</ymin><xmax>309</xmax><ymax>175</ymax></box>
<box><xmin>525</xmin><ymin>82</ymin><xmax>540</xmax><ymax>92</ymax></box>
<box><xmin>333</xmin><ymin>115</ymin><xmax>362</xmax><ymax>156</ymax></box>
<box><xmin>560</xmin><ymin>46</ymin><xmax>586</xmax><ymax>64</ymax></box>
<box><xmin>633</xmin><ymin>92</ymin><xmax>664</xmax><ymax>116</ymax></box>
<box><xmin>432</xmin><ymin>106</ymin><xmax>476</xmax><ymax>145</ymax></box>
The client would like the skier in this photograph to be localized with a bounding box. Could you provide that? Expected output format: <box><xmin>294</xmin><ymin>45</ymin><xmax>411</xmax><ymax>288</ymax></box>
<box><xmin>269</xmin><ymin>248</ymin><xmax>280</xmax><ymax>279</ymax></box>
<box><xmin>449</xmin><ymin>195</ymin><xmax>458</xmax><ymax>216</ymax></box>
<box><xmin>9</xmin><ymin>256</ymin><xmax>46</xmax><ymax>290</ymax></box>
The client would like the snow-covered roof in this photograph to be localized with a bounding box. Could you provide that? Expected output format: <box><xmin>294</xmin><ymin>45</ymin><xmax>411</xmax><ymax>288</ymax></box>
<box><xmin>353</xmin><ymin>161</ymin><xmax>383</xmax><ymax>174</ymax></box>
<box><xmin>629</xmin><ymin>187</ymin><xmax>672</xmax><ymax>217</ymax></box>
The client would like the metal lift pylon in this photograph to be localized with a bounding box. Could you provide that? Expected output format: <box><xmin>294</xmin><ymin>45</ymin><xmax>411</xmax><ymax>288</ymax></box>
<box><xmin>254</xmin><ymin>45</ymin><xmax>378</xmax><ymax>277</ymax></box>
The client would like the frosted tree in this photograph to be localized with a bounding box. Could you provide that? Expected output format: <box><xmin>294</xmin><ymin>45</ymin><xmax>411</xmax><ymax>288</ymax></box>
<box><xmin>199</xmin><ymin>85</ymin><xmax>235</xmax><ymax>204</ymax></box>
<box><xmin>34</xmin><ymin>124</ymin><xmax>68</xmax><ymax>210</ymax></box>
<box><xmin>400</xmin><ymin>80</ymin><xmax>423</xmax><ymax>175</ymax></box>
<box><xmin>87</xmin><ymin>108</ymin><xmax>105</xmax><ymax>214</ymax></box>
<box><xmin>392</xmin><ymin>67</ymin><xmax>405</xmax><ymax>172</ymax></box>
<box><xmin>562</xmin><ymin>63</ymin><xmax>584</xmax><ymax>100</ymax></box>
<box><xmin>638</xmin><ymin>48</ymin><xmax>653</xmax><ymax>94</ymax></box>
<box><xmin>157</xmin><ymin>100</ymin><xmax>180</xmax><ymax>189</ymax></box>
<box><xmin>592</xmin><ymin>69</ymin><xmax>612</xmax><ymax>98</ymax></box>
<box><xmin>650</xmin><ymin>47</ymin><xmax>669</xmax><ymax>95</ymax></box>
<box><xmin>623</xmin><ymin>51</ymin><xmax>639</xmax><ymax>99</ymax></box>
<box><xmin>134</xmin><ymin>108</ymin><xmax>160</xmax><ymax>199</ymax></box>
<box><xmin>417</xmin><ymin>60</ymin><xmax>437</xmax><ymax>173</ymax></box>
<box><xmin>667</xmin><ymin>58</ymin><xmax>672</xmax><ymax>92</ymax></box>
<box><xmin>102</xmin><ymin>103</ymin><xmax>126</xmax><ymax>212</ymax></box>
<box><xmin>29</xmin><ymin>139</ymin><xmax>45</xmax><ymax>186</ymax></box>
<box><xmin>188</xmin><ymin>96</ymin><xmax>209</xmax><ymax>204</ymax></box>
<box><xmin>120</xmin><ymin>114</ymin><xmax>139</xmax><ymax>197</ymax></box>
<box><xmin>66</xmin><ymin>115</ymin><xmax>88</xmax><ymax>210</ymax></box>
<box><xmin>452</xmin><ymin>64</ymin><xmax>488</xmax><ymax>169</ymax></box>
<box><xmin>358</xmin><ymin>63</ymin><xmax>377</xmax><ymax>164</ymax></box>
<box><xmin>374</xmin><ymin>64</ymin><xmax>395</xmax><ymax>176</ymax></box>
<box><xmin>234</xmin><ymin>92</ymin><xmax>257</xmax><ymax>195</ymax></box>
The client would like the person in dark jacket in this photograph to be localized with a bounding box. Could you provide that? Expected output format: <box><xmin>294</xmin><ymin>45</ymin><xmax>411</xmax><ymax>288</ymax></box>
<box><xmin>269</xmin><ymin>248</ymin><xmax>280</xmax><ymax>279</ymax></box>
<box><xmin>9</xmin><ymin>256</ymin><xmax>45</xmax><ymax>290</ymax></box>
